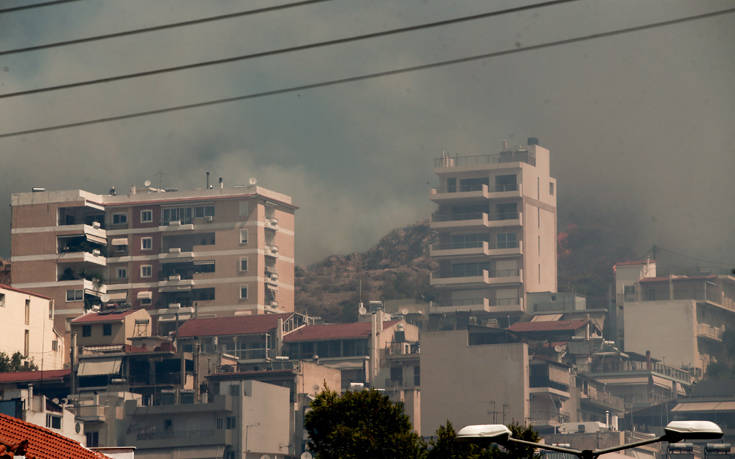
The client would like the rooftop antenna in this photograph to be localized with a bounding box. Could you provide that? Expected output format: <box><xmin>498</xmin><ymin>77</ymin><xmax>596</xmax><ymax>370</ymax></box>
<box><xmin>206</xmin><ymin>171</ymin><xmax>210</xmax><ymax>189</ymax></box>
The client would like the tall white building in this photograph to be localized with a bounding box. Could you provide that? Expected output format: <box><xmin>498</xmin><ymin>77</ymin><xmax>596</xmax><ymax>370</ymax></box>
<box><xmin>429</xmin><ymin>138</ymin><xmax>557</xmax><ymax>321</ymax></box>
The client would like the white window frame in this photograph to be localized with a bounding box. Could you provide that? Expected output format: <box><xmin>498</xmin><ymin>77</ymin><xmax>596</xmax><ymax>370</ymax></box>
<box><xmin>116</xmin><ymin>268</ymin><xmax>128</xmax><ymax>280</ymax></box>
<box><xmin>239</xmin><ymin>229</ymin><xmax>248</xmax><ymax>245</ymax></box>
<box><xmin>239</xmin><ymin>257</ymin><xmax>248</xmax><ymax>272</ymax></box>
<box><xmin>239</xmin><ymin>286</ymin><xmax>248</xmax><ymax>300</ymax></box>
<box><xmin>66</xmin><ymin>289</ymin><xmax>83</xmax><ymax>302</ymax></box>
<box><xmin>140</xmin><ymin>264</ymin><xmax>152</xmax><ymax>278</ymax></box>
<box><xmin>140</xmin><ymin>209</ymin><xmax>153</xmax><ymax>223</ymax></box>
<box><xmin>141</xmin><ymin>237</ymin><xmax>153</xmax><ymax>251</ymax></box>
<box><xmin>112</xmin><ymin>213</ymin><xmax>128</xmax><ymax>225</ymax></box>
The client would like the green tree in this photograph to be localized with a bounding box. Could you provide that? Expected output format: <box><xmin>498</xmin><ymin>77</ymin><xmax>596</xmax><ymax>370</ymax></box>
<box><xmin>0</xmin><ymin>352</ymin><xmax>38</xmax><ymax>372</ymax></box>
<box><xmin>304</xmin><ymin>387</ymin><xmax>425</xmax><ymax>459</ymax></box>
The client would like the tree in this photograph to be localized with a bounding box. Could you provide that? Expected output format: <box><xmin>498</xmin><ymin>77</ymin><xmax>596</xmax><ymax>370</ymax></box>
<box><xmin>0</xmin><ymin>352</ymin><xmax>38</xmax><ymax>372</ymax></box>
<box><xmin>304</xmin><ymin>387</ymin><xmax>425</xmax><ymax>459</ymax></box>
<box><xmin>426</xmin><ymin>421</ymin><xmax>541</xmax><ymax>459</ymax></box>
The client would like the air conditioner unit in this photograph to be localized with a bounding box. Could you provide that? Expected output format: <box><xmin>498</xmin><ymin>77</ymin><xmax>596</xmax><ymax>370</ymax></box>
<box><xmin>270</xmin><ymin>273</ymin><xmax>279</xmax><ymax>281</ymax></box>
<box><xmin>169</xmin><ymin>248</ymin><xmax>181</xmax><ymax>253</ymax></box>
<box><xmin>169</xmin><ymin>303</ymin><xmax>181</xmax><ymax>309</ymax></box>
<box><xmin>92</xmin><ymin>249</ymin><xmax>101</xmax><ymax>256</ymax></box>
<box><xmin>204</xmin><ymin>216</ymin><xmax>213</xmax><ymax>223</ymax></box>
<box><xmin>168</xmin><ymin>275</ymin><xmax>181</xmax><ymax>281</ymax></box>
<box><xmin>169</xmin><ymin>220</ymin><xmax>181</xmax><ymax>226</ymax></box>
<box><xmin>91</xmin><ymin>221</ymin><xmax>101</xmax><ymax>229</ymax></box>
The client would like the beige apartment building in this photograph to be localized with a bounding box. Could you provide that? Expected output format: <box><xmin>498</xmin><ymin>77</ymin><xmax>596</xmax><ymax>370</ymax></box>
<box><xmin>429</xmin><ymin>138</ymin><xmax>557</xmax><ymax>319</ymax></box>
<box><xmin>10</xmin><ymin>184</ymin><xmax>296</xmax><ymax>335</ymax></box>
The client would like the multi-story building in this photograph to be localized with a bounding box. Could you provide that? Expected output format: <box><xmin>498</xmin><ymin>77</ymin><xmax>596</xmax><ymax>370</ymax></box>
<box><xmin>10</xmin><ymin>184</ymin><xmax>296</xmax><ymax>336</ymax></box>
<box><xmin>429</xmin><ymin>138</ymin><xmax>557</xmax><ymax>321</ymax></box>
<box><xmin>0</xmin><ymin>285</ymin><xmax>65</xmax><ymax>370</ymax></box>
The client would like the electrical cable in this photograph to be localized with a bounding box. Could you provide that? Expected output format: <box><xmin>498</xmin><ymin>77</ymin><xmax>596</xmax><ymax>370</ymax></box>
<box><xmin>0</xmin><ymin>0</ymin><xmax>580</xmax><ymax>98</ymax></box>
<box><xmin>655</xmin><ymin>246</ymin><xmax>733</xmax><ymax>268</ymax></box>
<box><xmin>0</xmin><ymin>0</ymin><xmax>82</xmax><ymax>14</ymax></box>
<box><xmin>0</xmin><ymin>0</ymin><xmax>333</xmax><ymax>56</ymax></box>
<box><xmin>1</xmin><ymin>6</ymin><xmax>734</xmax><ymax>139</ymax></box>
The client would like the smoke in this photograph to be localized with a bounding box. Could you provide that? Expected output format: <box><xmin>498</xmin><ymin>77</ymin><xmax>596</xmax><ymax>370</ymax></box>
<box><xmin>0</xmin><ymin>0</ymin><xmax>733</xmax><ymax>266</ymax></box>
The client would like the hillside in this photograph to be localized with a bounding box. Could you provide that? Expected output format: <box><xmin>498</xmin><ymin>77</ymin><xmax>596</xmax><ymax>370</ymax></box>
<box><xmin>295</xmin><ymin>220</ymin><xmax>635</xmax><ymax>322</ymax></box>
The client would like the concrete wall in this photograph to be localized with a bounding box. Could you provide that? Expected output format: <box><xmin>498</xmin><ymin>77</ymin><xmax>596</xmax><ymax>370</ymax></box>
<box><xmin>239</xmin><ymin>380</ymin><xmax>291</xmax><ymax>457</ymax></box>
<box><xmin>421</xmin><ymin>330</ymin><xmax>529</xmax><ymax>435</ymax></box>
<box><xmin>624</xmin><ymin>300</ymin><xmax>699</xmax><ymax>369</ymax></box>
<box><xmin>0</xmin><ymin>287</ymin><xmax>64</xmax><ymax>370</ymax></box>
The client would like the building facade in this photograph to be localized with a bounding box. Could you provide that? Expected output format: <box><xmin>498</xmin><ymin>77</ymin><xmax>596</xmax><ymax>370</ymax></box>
<box><xmin>429</xmin><ymin>139</ymin><xmax>557</xmax><ymax>320</ymax></box>
<box><xmin>0</xmin><ymin>285</ymin><xmax>65</xmax><ymax>370</ymax></box>
<box><xmin>10</xmin><ymin>185</ymin><xmax>296</xmax><ymax>336</ymax></box>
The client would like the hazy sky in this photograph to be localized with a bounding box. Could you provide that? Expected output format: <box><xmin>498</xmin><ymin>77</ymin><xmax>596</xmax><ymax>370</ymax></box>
<box><xmin>0</xmin><ymin>0</ymin><xmax>733</xmax><ymax>267</ymax></box>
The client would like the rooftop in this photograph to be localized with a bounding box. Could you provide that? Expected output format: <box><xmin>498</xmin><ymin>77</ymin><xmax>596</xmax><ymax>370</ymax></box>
<box><xmin>508</xmin><ymin>319</ymin><xmax>590</xmax><ymax>333</ymax></box>
<box><xmin>0</xmin><ymin>369</ymin><xmax>70</xmax><ymax>384</ymax></box>
<box><xmin>0</xmin><ymin>412</ymin><xmax>110</xmax><ymax>458</ymax></box>
<box><xmin>72</xmin><ymin>308</ymin><xmax>143</xmax><ymax>324</ymax></box>
<box><xmin>283</xmin><ymin>320</ymin><xmax>400</xmax><ymax>343</ymax></box>
<box><xmin>176</xmin><ymin>313</ymin><xmax>293</xmax><ymax>338</ymax></box>
<box><xmin>0</xmin><ymin>284</ymin><xmax>52</xmax><ymax>300</ymax></box>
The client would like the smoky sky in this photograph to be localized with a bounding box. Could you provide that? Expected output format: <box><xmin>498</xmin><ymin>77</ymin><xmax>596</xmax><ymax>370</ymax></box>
<box><xmin>0</xmin><ymin>0</ymin><xmax>733</xmax><ymax>267</ymax></box>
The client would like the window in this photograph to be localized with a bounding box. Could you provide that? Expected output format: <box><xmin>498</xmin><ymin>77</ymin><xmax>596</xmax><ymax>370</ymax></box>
<box><xmin>112</xmin><ymin>213</ymin><xmax>127</xmax><ymax>225</ymax></box>
<box><xmin>86</xmin><ymin>431</ymin><xmax>99</xmax><ymax>447</ymax></box>
<box><xmin>229</xmin><ymin>384</ymin><xmax>240</xmax><ymax>396</ymax></box>
<box><xmin>140</xmin><ymin>264</ymin><xmax>152</xmax><ymax>278</ymax></box>
<box><xmin>495</xmin><ymin>174</ymin><xmax>517</xmax><ymax>192</ymax></box>
<box><xmin>103</xmin><ymin>324</ymin><xmax>112</xmax><ymax>336</ymax></box>
<box><xmin>46</xmin><ymin>414</ymin><xmax>61</xmax><ymax>429</ymax></box>
<box><xmin>239</xmin><ymin>229</ymin><xmax>248</xmax><ymax>245</ymax></box>
<box><xmin>413</xmin><ymin>366</ymin><xmax>420</xmax><ymax>386</ymax></box>
<box><xmin>49</xmin><ymin>302</ymin><xmax>53</xmax><ymax>319</ymax></box>
<box><xmin>24</xmin><ymin>330</ymin><xmax>29</xmax><ymax>357</ymax></box>
<box><xmin>538</xmin><ymin>207</ymin><xmax>541</xmax><ymax>228</ymax></box>
<box><xmin>447</xmin><ymin>177</ymin><xmax>456</xmax><ymax>192</ymax></box>
<box><xmin>239</xmin><ymin>201</ymin><xmax>249</xmax><ymax>217</ymax></box>
<box><xmin>140</xmin><ymin>209</ymin><xmax>153</xmax><ymax>223</ymax></box>
<box><xmin>390</xmin><ymin>366</ymin><xmax>403</xmax><ymax>385</ymax></box>
<box><xmin>538</xmin><ymin>264</ymin><xmax>541</xmax><ymax>283</ymax></box>
<box><xmin>240</xmin><ymin>286</ymin><xmax>248</xmax><ymax>300</ymax></box>
<box><xmin>216</xmin><ymin>417</ymin><xmax>224</xmax><ymax>430</ymax></box>
<box><xmin>549</xmin><ymin>182</ymin><xmax>555</xmax><ymax>195</ymax></box>
<box><xmin>496</xmin><ymin>232</ymin><xmax>517</xmax><ymax>249</ymax></box>
<box><xmin>239</xmin><ymin>257</ymin><xmax>248</xmax><ymax>272</ymax></box>
<box><xmin>226</xmin><ymin>416</ymin><xmax>237</xmax><ymax>429</ymax></box>
<box><xmin>25</xmin><ymin>300</ymin><xmax>30</xmax><ymax>325</ymax></box>
<box><xmin>538</xmin><ymin>235</ymin><xmax>541</xmax><ymax>255</ymax></box>
<box><xmin>82</xmin><ymin>326</ymin><xmax>91</xmax><ymax>337</ymax></box>
<box><xmin>52</xmin><ymin>340</ymin><xmax>58</xmax><ymax>352</ymax></box>
<box><xmin>66</xmin><ymin>289</ymin><xmax>83</xmax><ymax>302</ymax></box>
<box><xmin>116</xmin><ymin>268</ymin><xmax>127</xmax><ymax>279</ymax></box>
<box><xmin>140</xmin><ymin>297</ymin><xmax>152</xmax><ymax>306</ymax></box>
<box><xmin>141</xmin><ymin>237</ymin><xmax>152</xmax><ymax>250</ymax></box>
<box><xmin>0</xmin><ymin>293</ymin><xmax>4</xmax><ymax>307</ymax></box>
<box><xmin>624</xmin><ymin>285</ymin><xmax>636</xmax><ymax>300</ymax></box>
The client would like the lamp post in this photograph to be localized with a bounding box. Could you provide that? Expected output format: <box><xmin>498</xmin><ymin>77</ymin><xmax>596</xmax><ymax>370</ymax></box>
<box><xmin>457</xmin><ymin>421</ymin><xmax>723</xmax><ymax>459</ymax></box>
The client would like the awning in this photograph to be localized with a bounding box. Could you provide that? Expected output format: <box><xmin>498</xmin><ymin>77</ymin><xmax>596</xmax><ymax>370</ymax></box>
<box><xmin>104</xmin><ymin>291</ymin><xmax>127</xmax><ymax>301</ymax></box>
<box><xmin>86</xmin><ymin>234</ymin><xmax>107</xmax><ymax>245</ymax></box>
<box><xmin>137</xmin><ymin>291</ymin><xmax>153</xmax><ymax>299</ymax></box>
<box><xmin>192</xmin><ymin>260</ymin><xmax>214</xmax><ymax>266</ymax></box>
<box><xmin>78</xmin><ymin>358</ymin><xmax>122</xmax><ymax>376</ymax></box>
<box><xmin>111</xmin><ymin>238</ymin><xmax>128</xmax><ymax>246</ymax></box>
<box><xmin>531</xmin><ymin>314</ymin><xmax>563</xmax><ymax>322</ymax></box>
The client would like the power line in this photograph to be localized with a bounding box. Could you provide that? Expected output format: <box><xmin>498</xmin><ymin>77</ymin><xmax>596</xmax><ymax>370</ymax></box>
<box><xmin>0</xmin><ymin>0</ymin><xmax>82</xmax><ymax>14</ymax></box>
<box><xmin>0</xmin><ymin>0</ymin><xmax>580</xmax><ymax>98</ymax></box>
<box><xmin>1</xmin><ymin>6</ymin><xmax>734</xmax><ymax>139</ymax></box>
<box><xmin>0</xmin><ymin>0</ymin><xmax>333</xmax><ymax>56</ymax></box>
<box><xmin>655</xmin><ymin>246</ymin><xmax>732</xmax><ymax>268</ymax></box>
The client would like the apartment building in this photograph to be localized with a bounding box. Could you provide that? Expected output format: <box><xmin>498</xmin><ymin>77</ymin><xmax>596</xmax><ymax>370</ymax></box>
<box><xmin>429</xmin><ymin>138</ymin><xmax>557</xmax><ymax>320</ymax></box>
<box><xmin>615</xmin><ymin>262</ymin><xmax>735</xmax><ymax>375</ymax></box>
<box><xmin>10</xmin><ymin>184</ymin><xmax>296</xmax><ymax>336</ymax></box>
<box><xmin>0</xmin><ymin>285</ymin><xmax>65</xmax><ymax>370</ymax></box>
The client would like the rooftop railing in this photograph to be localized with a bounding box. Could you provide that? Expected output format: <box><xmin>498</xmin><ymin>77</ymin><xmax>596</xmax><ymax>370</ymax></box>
<box><xmin>435</xmin><ymin>151</ymin><xmax>536</xmax><ymax>168</ymax></box>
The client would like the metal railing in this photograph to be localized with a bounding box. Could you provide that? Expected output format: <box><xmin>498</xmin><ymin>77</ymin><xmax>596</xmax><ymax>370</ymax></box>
<box><xmin>489</xmin><ymin>212</ymin><xmax>519</xmax><ymax>221</ymax></box>
<box><xmin>434</xmin><ymin>240</ymin><xmax>484</xmax><ymax>250</ymax></box>
<box><xmin>432</xmin><ymin>212</ymin><xmax>486</xmax><ymax>222</ymax></box>
<box><xmin>494</xmin><ymin>183</ymin><xmax>518</xmax><ymax>192</ymax></box>
<box><xmin>434</xmin><ymin>152</ymin><xmax>536</xmax><ymax>168</ymax></box>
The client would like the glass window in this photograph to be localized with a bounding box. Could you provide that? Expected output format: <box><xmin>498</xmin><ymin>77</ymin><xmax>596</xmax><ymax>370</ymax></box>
<box><xmin>205</xmin><ymin>206</ymin><xmax>215</xmax><ymax>217</ymax></box>
<box><xmin>141</xmin><ymin>237</ymin><xmax>152</xmax><ymax>250</ymax></box>
<box><xmin>239</xmin><ymin>258</ymin><xmax>248</xmax><ymax>272</ymax></box>
<box><xmin>240</xmin><ymin>286</ymin><xmax>248</xmax><ymax>299</ymax></box>
<box><xmin>549</xmin><ymin>182</ymin><xmax>555</xmax><ymax>195</ymax></box>
<box><xmin>103</xmin><ymin>324</ymin><xmax>112</xmax><ymax>336</ymax></box>
<box><xmin>66</xmin><ymin>289</ymin><xmax>83</xmax><ymax>302</ymax></box>
<box><xmin>86</xmin><ymin>431</ymin><xmax>99</xmax><ymax>447</ymax></box>
<box><xmin>140</xmin><ymin>209</ymin><xmax>153</xmax><ymax>223</ymax></box>
<box><xmin>0</xmin><ymin>293</ymin><xmax>5</xmax><ymax>307</ymax></box>
<box><xmin>195</xmin><ymin>206</ymin><xmax>205</xmax><ymax>218</ymax></box>
<box><xmin>141</xmin><ymin>265</ymin><xmax>152</xmax><ymax>278</ymax></box>
<box><xmin>495</xmin><ymin>174</ymin><xmax>517</xmax><ymax>191</ymax></box>
<box><xmin>25</xmin><ymin>300</ymin><xmax>30</xmax><ymax>325</ymax></box>
<box><xmin>112</xmin><ymin>213</ymin><xmax>127</xmax><ymax>225</ymax></box>
<box><xmin>82</xmin><ymin>325</ymin><xmax>91</xmax><ymax>337</ymax></box>
<box><xmin>446</xmin><ymin>177</ymin><xmax>456</xmax><ymax>192</ymax></box>
<box><xmin>239</xmin><ymin>229</ymin><xmax>248</xmax><ymax>245</ymax></box>
<box><xmin>117</xmin><ymin>268</ymin><xmax>127</xmax><ymax>279</ymax></box>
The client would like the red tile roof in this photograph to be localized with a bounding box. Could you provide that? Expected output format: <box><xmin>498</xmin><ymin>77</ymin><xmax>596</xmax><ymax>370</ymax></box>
<box><xmin>71</xmin><ymin>308</ymin><xmax>142</xmax><ymax>324</ymax></box>
<box><xmin>176</xmin><ymin>313</ymin><xmax>293</xmax><ymax>338</ymax></box>
<box><xmin>0</xmin><ymin>284</ymin><xmax>51</xmax><ymax>300</ymax></box>
<box><xmin>0</xmin><ymin>412</ymin><xmax>110</xmax><ymax>458</ymax></box>
<box><xmin>0</xmin><ymin>369</ymin><xmax>70</xmax><ymax>384</ymax></box>
<box><xmin>283</xmin><ymin>320</ymin><xmax>399</xmax><ymax>343</ymax></box>
<box><xmin>509</xmin><ymin>319</ymin><xmax>588</xmax><ymax>333</ymax></box>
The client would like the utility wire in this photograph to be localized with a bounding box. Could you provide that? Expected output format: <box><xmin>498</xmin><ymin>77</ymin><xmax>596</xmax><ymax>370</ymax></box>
<box><xmin>0</xmin><ymin>0</ymin><xmax>580</xmax><ymax>98</ymax></box>
<box><xmin>655</xmin><ymin>246</ymin><xmax>733</xmax><ymax>268</ymax></box>
<box><xmin>1</xmin><ymin>6</ymin><xmax>734</xmax><ymax>139</ymax></box>
<box><xmin>0</xmin><ymin>0</ymin><xmax>333</xmax><ymax>56</ymax></box>
<box><xmin>0</xmin><ymin>0</ymin><xmax>82</xmax><ymax>14</ymax></box>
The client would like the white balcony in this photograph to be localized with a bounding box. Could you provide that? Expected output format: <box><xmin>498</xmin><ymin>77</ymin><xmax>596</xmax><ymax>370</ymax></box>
<box><xmin>430</xmin><ymin>240</ymin><xmax>523</xmax><ymax>258</ymax></box>
<box><xmin>57</xmin><ymin>251</ymin><xmax>107</xmax><ymax>266</ymax></box>
<box><xmin>430</xmin><ymin>212</ymin><xmax>490</xmax><ymax>230</ymax></box>
<box><xmin>265</xmin><ymin>245</ymin><xmax>279</xmax><ymax>257</ymax></box>
<box><xmin>487</xmin><ymin>182</ymin><xmax>523</xmax><ymax>199</ymax></box>
<box><xmin>431</xmin><ymin>269</ymin><xmax>522</xmax><ymax>288</ymax></box>
<box><xmin>430</xmin><ymin>184</ymin><xmax>489</xmax><ymax>203</ymax></box>
<box><xmin>266</xmin><ymin>217</ymin><xmax>279</xmax><ymax>230</ymax></box>
<box><xmin>487</xmin><ymin>211</ymin><xmax>523</xmax><ymax>227</ymax></box>
<box><xmin>430</xmin><ymin>297</ymin><xmax>491</xmax><ymax>313</ymax></box>
<box><xmin>158</xmin><ymin>249</ymin><xmax>195</xmax><ymax>262</ymax></box>
<box><xmin>697</xmin><ymin>323</ymin><xmax>724</xmax><ymax>342</ymax></box>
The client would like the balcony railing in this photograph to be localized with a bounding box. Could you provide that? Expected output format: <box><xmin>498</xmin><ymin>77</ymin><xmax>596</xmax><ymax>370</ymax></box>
<box><xmin>432</xmin><ymin>212</ymin><xmax>485</xmax><ymax>222</ymax></box>
<box><xmin>494</xmin><ymin>183</ymin><xmax>518</xmax><ymax>192</ymax></box>
<box><xmin>489</xmin><ymin>212</ymin><xmax>519</xmax><ymax>221</ymax></box>
<box><xmin>434</xmin><ymin>151</ymin><xmax>536</xmax><ymax>168</ymax></box>
<box><xmin>435</xmin><ymin>240</ymin><xmax>484</xmax><ymax>250</ymax></box>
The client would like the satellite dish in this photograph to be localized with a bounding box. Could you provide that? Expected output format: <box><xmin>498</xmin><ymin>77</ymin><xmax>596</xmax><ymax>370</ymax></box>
<box><xmin>144</xmin><ymin>179</ymin><xmax>151</xmax><ymax>187</ymax></box>
<box><xmin>249</xmin><ymin>177</ymin><xmax>257</xmax><ymax>185</ymax></box>
<box><xmin>358</xmin><ymin>304</ymin><xmax>367</xmax><ymax>316</ymax></box>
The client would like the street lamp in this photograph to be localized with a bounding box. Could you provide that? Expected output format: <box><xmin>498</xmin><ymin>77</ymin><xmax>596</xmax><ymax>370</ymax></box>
<box><xmin>457</xmin><ymin>420</ymin><xmax>723</xmax><ymax>459</ymax></box>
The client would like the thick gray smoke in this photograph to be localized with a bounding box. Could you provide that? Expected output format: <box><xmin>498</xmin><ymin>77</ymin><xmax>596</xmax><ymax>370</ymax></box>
<box><xmin>0</xmin><ymin>0</ymin><xmax>733</xmax><ymax>266</ymax></box>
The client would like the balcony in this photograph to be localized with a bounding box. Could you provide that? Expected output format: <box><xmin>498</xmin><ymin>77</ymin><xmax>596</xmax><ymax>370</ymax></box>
<box><xmin>431</xmin><ymin>269</ymin><xmax>522</xmax><ymax>288</ymax></box>
<box><xmin>430</xmin><ymin>184</ymin><xmax>489</xmax><ymax>203</ymax></box>
<box><xmin>430</xmin><ymin>240</ymin><xmax>523</xmax><ymax>258</ymax></box>
<box><xmin>266</xmin><ymin>216</ymin><xmax>279</xmax><ymax>230</ymax></box>
<box><xmin>431</xmin><ymin>212</ymin><xmax>490</xmax><ymax>230</ymax></box>
<box><xmin>265</xmin><ymin>244</ymin><xmax>279</xmax><ymax>258</ymax></box>
<box><xmin>434</xmin><ymin>150</ymin><xmax>536</xmax><ymax>170</ymax></box>
<box><xmin>487</xmin><ymin>211</ymin><xmax>522</xmax><ymax>227</ymax></box>
<box><xmin>76</xmin><ymin>404</ymin><xmax>105</xmax><ymax>422</ymax></box>
<box><xmin>697</xmin><ymin>323</ymin><xmax>724</xmax><ymax>342</ymax></box>
<box><xmin>57</xmin><ymin>251</ymin><xmax>107</xmax><ymax>266</ymax></box>
<box><xmin>159</xmin><ymin>247</ymin><xmax>195</xmax><ymax>262</ymax></box>
<box><xmin>430</xmin><ymin>297</ymin><xmax>492</xmax><ymax>313</ymax></box>
<box><xmin>488</xmin><ymin>182</ymin><xmax>523</xmax><ymax>199</ymax></box>
<box><xmin>580</xmin><ymin>387</ymin><xmax>625</xmax><ymax>412</ymax></box>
